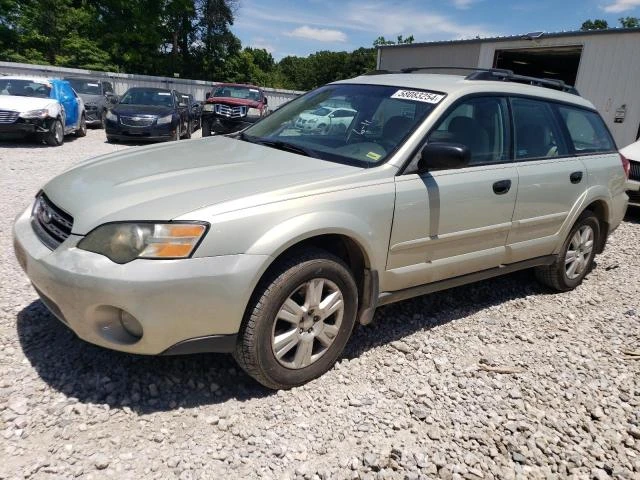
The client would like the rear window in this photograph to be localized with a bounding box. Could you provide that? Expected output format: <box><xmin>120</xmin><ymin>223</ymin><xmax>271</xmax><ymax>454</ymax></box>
<box><xmin>557</xmin><ymin>106</ymin><xmax>616</xmax><ymax>154</ymax></box>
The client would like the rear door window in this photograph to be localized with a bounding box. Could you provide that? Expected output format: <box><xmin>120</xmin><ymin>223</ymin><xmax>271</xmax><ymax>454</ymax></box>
<box><xmin>511</xmin><ymin>98</ymin><xmax>568</xmax><ymax>161</ymax></box>
<box><xmin>557</xmin><ymin>106</ymin><xmax>616</xmax><ymax>154</ymax></box>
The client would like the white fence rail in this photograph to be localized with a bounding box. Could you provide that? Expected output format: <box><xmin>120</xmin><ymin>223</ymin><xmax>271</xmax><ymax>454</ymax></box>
<box><xmin>0</xmin><ymin>61</ymin><xmax>303</xmax><ymax>109</ymax></box>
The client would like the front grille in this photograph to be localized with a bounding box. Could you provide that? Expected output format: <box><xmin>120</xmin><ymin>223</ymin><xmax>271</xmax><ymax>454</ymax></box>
<box><xmin>120</xmin><ymin>115</ymin><xmax>156</xmax><ymax>127</ymax></box>
<box><xmin>630</xmin><ymin>160</ymin><xmax>640</xmax><ymax>181</ymax></box>
<box><xmin>0</xmin><ymin>109</ymin><xmax>19</xmax><ymax>124</ymax></box>
<box><xmin>85</xmin><ymin>104</ymin><xmax>98</xmax><ymax>111</ymax></box>
<box><xmin>31</xmin><ymin>193</ymin><xmax>73</xmax><ymax>250</ymax></box>
<box><xmin>215</xmin><ymin>104</ymin><xmax>246</xmax><ymax>118</ymax></box>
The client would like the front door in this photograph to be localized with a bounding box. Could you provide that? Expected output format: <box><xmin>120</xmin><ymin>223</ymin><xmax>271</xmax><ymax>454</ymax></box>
<box><xmin>385</xmin><ymin>96</ymin><xmax>517</xmax><ymax>292</ymax></box>
<box><xmin>56</xmin><ymin>82</ymin><xmax>78</xmax><ymax>128</ymax></box>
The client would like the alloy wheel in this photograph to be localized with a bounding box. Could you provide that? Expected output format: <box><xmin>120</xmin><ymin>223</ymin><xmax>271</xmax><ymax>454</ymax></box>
<box><xmin>271</xmin><ymin>278</ymin><xmax>344</xmax><ymax>369</ymax></box>
<box><xmin>565</xmin><ymin>225</ymin><xmax>594</xmax><ymax>280</ymax></box>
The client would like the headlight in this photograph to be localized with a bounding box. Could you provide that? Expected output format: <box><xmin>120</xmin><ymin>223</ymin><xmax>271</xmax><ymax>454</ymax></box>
<box><xmin>246</xmin><ymin>108</ymin><xmax>262</xmax><ymax>118</ymax></box>
<box><xmin>78</xmin><ymin>222</ymin><xmax>208</xmax><ymax>264</ymax></box>
<box><xmin>308</xmin><ymin>118</ymin><xmax>317</xmax><ymax>124</ymax></box>
<box><xmin>19</xmin><ymin>109</ymin><xmax>49</xmax><ymax>119</ymax></box>
<box><xmin>157</xmin><ymin>114</ymin><xmax>173</xmax><ymax>125</ymax></box>
<box><xmin>202</xmin><ymin>104</ymin><xmax>215</xmax><ymax>112</ymax></box>
<box><xmin>106</xmin><ymin>110</ymin><xmax>118</xmax><ymax>122</ymax></box>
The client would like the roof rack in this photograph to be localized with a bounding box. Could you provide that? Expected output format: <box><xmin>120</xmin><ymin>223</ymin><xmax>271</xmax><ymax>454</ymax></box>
<box><xmin>465</xmin><ymin>69</ymin><xmax>579</xmax><ymax>95</ymax></box>
<box><xmin>362</xmin><ymin>66</ymin><xmax>580</xmax><ymax>95</ymax></box>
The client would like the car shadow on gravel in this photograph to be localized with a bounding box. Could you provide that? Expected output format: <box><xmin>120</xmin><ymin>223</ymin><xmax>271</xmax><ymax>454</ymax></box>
<box><xmin>344</xmin><ymin>269</ymin><xmax>553</xmax><ymax>360</ymax></box>
<box><xmin>625</xmin><ymin>206</ymin><xmax>640</xmax><ymax>223</ymax></box>
<box><xmin>16</xmin><ymin>301</ymin><xmax>273</xmax><ymax>414</ymax></box>
<box><xmin>0</xmin><ymin>135</ymin><xmax>83</xmax><ymax>148</ymax></box>
<box><xmin>17</xmin><ymin>267</ymin><xmax>558</xmax><ymax>412</ymax></box>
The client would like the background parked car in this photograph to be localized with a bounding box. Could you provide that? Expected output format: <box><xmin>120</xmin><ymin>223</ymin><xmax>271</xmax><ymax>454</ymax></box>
<box><xmin>294</xmin><ymin>106</ymin><xmax>357</xmax><ymax>134</ymax></box>
<box><xmin>64</xmin><ymin>77</ymin><xmax>118</xmax><ymax>128</ymax></box>
<box><xmin>0</xmin><ymin>76</ymin><xmax>86</xmax><ymax>146</ymax></box>
<box><xmin>179</xmin><ymin>92</ymin><xmax>202</xmax><ymax>135</ymax></box>
<box><xmin>201</xmin><ymin>83</ymin><xmax>268</xmax><ymax>136</ymax></box>
<box><xmin>620</xmin><ymin>140</ymin><xmax>640</xmax><ymax>207</ymax></box>
<box><xmin>105</xmin><ymin>87</ymin><xmax>188</xmax><ymax>143</ymax></box>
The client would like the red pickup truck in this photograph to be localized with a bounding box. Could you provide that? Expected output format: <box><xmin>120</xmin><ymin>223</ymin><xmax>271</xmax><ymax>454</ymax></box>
<box><xmin>201</xmin><ymin>83</ymin><xmax>268</xmax><ymax>136</ymax></box>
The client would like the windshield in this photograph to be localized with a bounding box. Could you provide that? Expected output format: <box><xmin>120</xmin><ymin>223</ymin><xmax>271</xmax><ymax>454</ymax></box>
<box><xmin>119</xmin><ymin>88</ymin><xmax>174</xmax><ymax>107</ymax></box>
<box><xmin>243</xmin><ymin>83</ymin><xmax>444</xmax><ymax>167</ymax></box>
<box><xmin>213</xmin><ymin>85</ymin><xmax>261</xmax><ymax>101</ymax></box>
<box><xmin>0</xmin><ymin>79</ymin><xmax>51</xmax><ymax>98</ymax></box>
<box><xmin>66</xmin><ymin>79</ymin><xmax>101</xmax><ymax>95</ymax></box>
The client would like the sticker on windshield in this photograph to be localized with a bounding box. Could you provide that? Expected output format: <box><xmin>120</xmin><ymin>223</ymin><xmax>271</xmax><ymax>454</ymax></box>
<box><xmin>391</xmin><ymin>90</ymin><xmax>445</xmax><ymax>104</ymax></box>
<box><xmin>158</xmin><ymin>92</ymin><xmax>171</xmax><ymax>96</ymax></box>
<box><xmin>87</xmin><ymin>83</ymin><xmax>99</xmax><ymax>87</ymax></box>
<box><xmin>366</xmin><ymin>152</ymin><xmax>382</xmax><ymax>161</ymax></box>
<box><xmin>249</xmin><ymin>88</ymin><xmax>259</xmax><ymax>93</ymax></box>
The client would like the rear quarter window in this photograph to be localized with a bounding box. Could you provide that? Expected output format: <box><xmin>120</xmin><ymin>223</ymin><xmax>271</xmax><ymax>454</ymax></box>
<box><xmin>557</xmin><ymin>106</ymin><xmax>616</xmax><ymax>154</ymax></box>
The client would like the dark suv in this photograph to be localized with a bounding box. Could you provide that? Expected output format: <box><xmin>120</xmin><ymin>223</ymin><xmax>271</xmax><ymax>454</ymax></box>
<box><xmin>105</xmin><ymin>87</ymin><xmax>189</xmax><ymax>143</ymax></box>
<box><xmin>64</xmin><ymin>77</ymin><xmax>117</xmax><ymax>128</ymax></box>
<box><xmin>201</xmin><ymin>83</ymin><xmax>268</xmax><ymax>136</ymax></box>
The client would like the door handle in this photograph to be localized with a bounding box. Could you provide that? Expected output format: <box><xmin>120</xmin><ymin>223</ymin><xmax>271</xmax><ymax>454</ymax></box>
<box><xmin>493</xmin><ymin>179</ymin><xmax>512</xmax><ymax>195</ymax></box>
<box><xmin>570</xmin><ymin>171</ymin><xmax>583</xmax><ymax>184</ymax></box>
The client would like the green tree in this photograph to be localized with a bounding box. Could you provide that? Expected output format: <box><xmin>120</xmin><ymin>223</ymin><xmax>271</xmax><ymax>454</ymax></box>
<box><xmin>580</xmin><ymin>19</ymin><xmax>609</xmax><ymax>30</ymax></box>
<box><xmin>619</xmin><ymin>16</ymin><xmax>639</xmax><ymax>28</ymax></box>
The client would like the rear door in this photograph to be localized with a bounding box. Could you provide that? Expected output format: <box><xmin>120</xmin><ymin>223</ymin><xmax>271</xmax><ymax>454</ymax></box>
<box><xmin>56</xmin><ymin>81</ymin><xmax>79</xmax><ymax>128</ymax></box>
<box><xmin>386</xmin><ymin>95</ymin><xmax>518</xmax><ymax>291</ymax></box>
<box><xmin>506</xmin><ymin>97</ymin><xmax>587</xmax><ymax>262</ymax></box>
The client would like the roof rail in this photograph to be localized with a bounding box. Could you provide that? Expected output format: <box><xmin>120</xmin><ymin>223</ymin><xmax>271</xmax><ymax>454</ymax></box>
<box><xmin>465</xmin><ymin>69</ymin><xmax>580</xmax><ymax>95</ymax></box>
<box><xmin>362</xmin><ymin>66</ymin><xmax>580</xmax><ymax>95</ymax></box>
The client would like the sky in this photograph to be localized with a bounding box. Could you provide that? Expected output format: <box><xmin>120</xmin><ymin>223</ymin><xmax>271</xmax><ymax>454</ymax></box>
<box><xmin>232</xmin><ymin>0</ymin><xmax>640</xmax><ymax>59</ymax></box>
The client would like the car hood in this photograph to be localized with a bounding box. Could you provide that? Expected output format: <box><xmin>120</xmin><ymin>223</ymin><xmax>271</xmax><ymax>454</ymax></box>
<box><xmin>43</xmin><ymin>136</ymin><xmax>361</xmax><ymax>234</ymax></box>
<box><xmin>113</xmin><ymin>104</ymin><xmax>174</xmax><ymax>116</ymax></box>
<box><xmin>207</xmin><ymin>97</ymin><xmax>260</xmax><ymax>108</ymax></box>
<box><xmin>0</xmin><ymin>95</ymin><xmax>56</xmax><ymax>112</ymax></box>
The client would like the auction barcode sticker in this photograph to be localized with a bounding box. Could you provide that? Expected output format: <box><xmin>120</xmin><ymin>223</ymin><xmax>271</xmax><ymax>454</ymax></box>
<box><xmin>391</xmin><ymin>90</ymin><xmax>445</xmax><ymax>104</ymax></box>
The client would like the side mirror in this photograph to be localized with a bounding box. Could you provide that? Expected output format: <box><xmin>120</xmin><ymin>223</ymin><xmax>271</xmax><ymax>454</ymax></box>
<box><xmin>205</xmin><ymin>92</ymin><xmax>211</xmax><ymax>100</ymax></box>
<box><xmin>418</xmin><ymin>143</ymin><xmax>470</xmax><ymax>172</ymax></box>
<box><xmin>263</xmin><ymin>97</ymin><xmax>268</xmax><ymax>105</ymax></box>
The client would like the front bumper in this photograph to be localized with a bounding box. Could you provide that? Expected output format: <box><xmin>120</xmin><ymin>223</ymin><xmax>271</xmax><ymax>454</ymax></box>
<box><xmin>0</xmin><ymin>117</ymin><xmax>52</xmax><ymax>135</ymax></box>
<box><xmin>13</xmin><ymin>205</ymin><xmax>268</xmax><ymax>355</ymax></box>
<box><xmin>84</xmin><ymin>106</ymin><xmax>102</xmax><ymax>124</ymax></box>
<box><xmin>202</xmin><ymin>113</ymin><xmax>258</xmax><ymax>134</ymax></box>
<box><xmin>626</xmin><ymin>179</ymin><xmax>640</xmax><ymax>207</ymax></box>
<box><xmin>105</xmin><ymin>119</ymin><xmax>175</xmax><ymax>142</ymax></box>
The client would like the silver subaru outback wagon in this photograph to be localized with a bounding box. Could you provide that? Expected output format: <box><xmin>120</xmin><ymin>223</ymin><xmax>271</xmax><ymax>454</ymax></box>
<box><xmin>13</xmin><ymin>69</ymin><xmax>630</xmax><ymax>389</ymax></box>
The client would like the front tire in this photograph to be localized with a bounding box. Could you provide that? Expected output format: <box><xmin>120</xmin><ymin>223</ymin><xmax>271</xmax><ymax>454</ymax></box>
<box><xmin>535</xmin><ymin>211</ymin><xmax>600</xmax><ymax>291</ymax></box>
<box><xmin>184</xmin><ymin>121</ymin><xmax>192</xmax><ymax>139</ymax></box>
<box><xmin>45</xmin><ymin>119</ymin><xmax>64</xmax><ymax>146</ymax></box>
<box><xmin>202</xmin><ymin>120</ymin><xmax>211</xmax><ymax>137</ymax></box>
<box><xmin>172</xmin><ymin>122</ymin><xmax>181</xmax><ymax>142</ymax></box>
<box><xmin>234</xmin><ymin>248</ymin><xmax>358</xmax><ymax>390</ymax></box>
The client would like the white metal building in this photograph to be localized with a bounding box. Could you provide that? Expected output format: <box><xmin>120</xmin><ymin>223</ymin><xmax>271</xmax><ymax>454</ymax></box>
<box><xmin>377</xmin><ymin>28</ymin><xmax>640</xmax><ymax>147</ymax></box>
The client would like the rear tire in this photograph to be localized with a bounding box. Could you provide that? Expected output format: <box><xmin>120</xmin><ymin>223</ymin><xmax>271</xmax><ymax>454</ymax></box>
<box><xmin>184</xmin><ymin>121</ymin><xmax>192</xmax><ymax>139</ymax></box>
<box><xmin>535</xmin><ymin>211</ymin><xmax>600</xmax><ymax>292</ymax></box>
<box><xmin>75</xmin><ymin>114</ymin><xmax>87</xmax><ymax>137</ymax></box>
<box><xmin>45</xmin><ymin>119</ymin><xmax>64</xmax><ymax>146</ymax></box>
<box><xmin>172</xmin><ymin>122</ymin><xmax>181</xmax><ymax>142</ymax></box>
<box><xmin>234</xmin><ymin>248</ymin><xmax>358</xmax><ymax>390</ymax></box>
<box><xmin>202</xmin><ymin>121</ymin><xmax>211</xmax><ymax>137</ymax></box>
<box><xmin>99</xmin><ymin>110</ymin><xmax>107</xmax><ymax>129</ymax></box>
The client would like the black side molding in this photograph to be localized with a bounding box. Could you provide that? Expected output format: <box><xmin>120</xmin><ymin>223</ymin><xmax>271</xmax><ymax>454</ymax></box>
<box><xmin>378</xmin><ymin>255</ymin><xmax>557</xmax><ymax>306</ymax></box>
<box><xmin>161</xmin><ymin>334</ymin><xmax>237</xmax><ymax>355</ymax></box>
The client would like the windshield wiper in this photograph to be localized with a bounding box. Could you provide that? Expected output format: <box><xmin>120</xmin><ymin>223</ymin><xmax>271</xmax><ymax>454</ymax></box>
<box><xmin>244</xmin><ymin>136</ymin><xmax>314</xmax><ymax>157</ymax></box>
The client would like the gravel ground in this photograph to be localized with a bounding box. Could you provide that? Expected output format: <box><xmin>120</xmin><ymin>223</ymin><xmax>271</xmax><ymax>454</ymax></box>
<box><xmin>1</xmin><ymin>128</ymin><xmax>639</xmax><ymax>480</ymax></box>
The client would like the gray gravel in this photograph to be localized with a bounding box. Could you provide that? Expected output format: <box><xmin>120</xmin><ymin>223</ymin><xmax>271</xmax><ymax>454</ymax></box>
<box><xmin>1</xmin><ymin>128</ymin><xmax>640</xmax><ymax>479</ymax></box>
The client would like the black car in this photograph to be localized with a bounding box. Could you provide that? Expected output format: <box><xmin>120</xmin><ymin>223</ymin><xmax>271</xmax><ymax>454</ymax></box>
<box><xmin>105</xmin><ymin>88</ymin><xmax>189</xmax><ymax>143</ymax></box>
<box><xmin>179</xmin><ymin>93</ymin><xmax>202</xmax><ymax>135</ymax></box>
<box><xmin>64</xmin><ymin>77</ymin><xmax>118</xmax><ymax>128</ymax></box>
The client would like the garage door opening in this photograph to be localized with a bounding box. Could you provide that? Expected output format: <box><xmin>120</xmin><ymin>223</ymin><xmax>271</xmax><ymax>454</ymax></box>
<box><xmin>493</xmin><ymin>46</ymin><xmax>582</xmax><ymax>86</ymax></box>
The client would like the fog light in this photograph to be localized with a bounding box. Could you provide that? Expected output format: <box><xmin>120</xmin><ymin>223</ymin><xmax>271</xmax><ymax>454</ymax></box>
<box><xmin>119</xmin><ymin>310</ymin><xmax>143</xmax><ymax>339</ymax></box>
